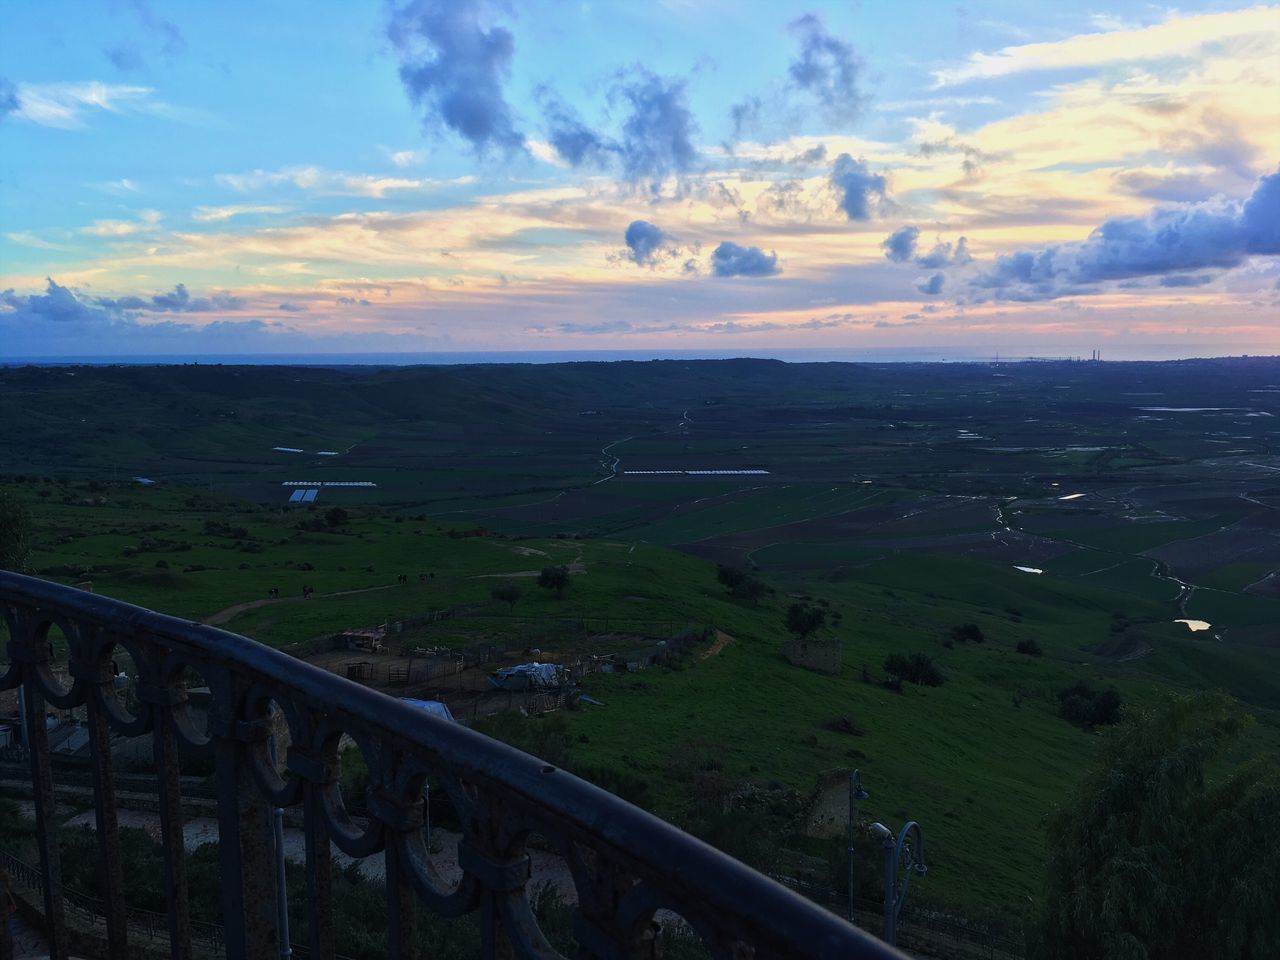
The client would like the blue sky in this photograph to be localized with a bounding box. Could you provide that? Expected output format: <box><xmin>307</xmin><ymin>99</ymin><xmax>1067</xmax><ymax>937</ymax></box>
<box><xmin>1</xmin><ymin>0</ymin><xmax>1278</xmax><ymax>357</ymax></box>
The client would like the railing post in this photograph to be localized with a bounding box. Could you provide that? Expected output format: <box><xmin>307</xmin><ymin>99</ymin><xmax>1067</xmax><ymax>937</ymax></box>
<box><xmin>21</xmin><ymin>658</ymin><xmax>68</xmax><ymax>960</ymax></box>
<box><xmin>141</xmin><ymin>657</ymin><xmax>193</xmax><ymax>960</ymax></box>
<box><xmin>211</xmin><ymin>673</ymin><xmax>279</xmax><ymax>960</ymax></box>
<box><xmin>82</xmin><ymin>637</ymin><xmax>129</xmax><ymax>960</ymax></box>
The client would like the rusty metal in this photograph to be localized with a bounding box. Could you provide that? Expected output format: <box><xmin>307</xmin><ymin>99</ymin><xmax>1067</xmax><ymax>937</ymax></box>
<box><xmin>0</xmin><ymin>571</ymin><xmax>910</xmax><ymax>960</ymax></box>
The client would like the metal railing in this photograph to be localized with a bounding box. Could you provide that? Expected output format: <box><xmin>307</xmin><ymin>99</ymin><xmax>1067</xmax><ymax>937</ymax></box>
<box><xmin>0</xmin><ymin>571</ymin><xmax>909</xmax><ymax>960</ymax></box>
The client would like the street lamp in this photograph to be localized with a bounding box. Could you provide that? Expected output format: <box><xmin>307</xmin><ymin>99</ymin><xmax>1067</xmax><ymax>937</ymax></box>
<box><xmin>847</xmin><ymin>770</ymin><xmax>869</xmax><ymax>923</ymax></box>
<box><xmin>869</xmin><ymin>820</ymin><xmax>927</xmax><ymax>947</ymax></box>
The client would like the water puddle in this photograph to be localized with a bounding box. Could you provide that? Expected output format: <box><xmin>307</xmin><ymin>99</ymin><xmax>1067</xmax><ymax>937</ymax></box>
<box><xmin>1013</xmin><ymin>566</ymin><xmax>1044</xmax><ymax>574</ymax></box>
<box><xmin>1173</xmin><ymin>619</ymin><xmax>1211</xmax><ymax>632</ymax></box>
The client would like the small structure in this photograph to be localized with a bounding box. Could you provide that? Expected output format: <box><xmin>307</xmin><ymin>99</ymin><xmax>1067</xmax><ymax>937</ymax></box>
<box><xmin>783</xmin><ymin>636</ymin><xmax>842</xmax><ymax>675</ymax></box>
<box><xmin>341</xmin><ymin>629</ymin><xmax>386</xmax><ymax>653</ymax></box>
<box><xmin>488</xmin><ymin>662</ymin><xmax>566</xmax><ymax>691</ymax></box>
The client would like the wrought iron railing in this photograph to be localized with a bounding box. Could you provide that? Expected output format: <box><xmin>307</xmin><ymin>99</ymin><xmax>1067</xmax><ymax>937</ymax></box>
<box><xmin>0</xmin><ymin>571</ymin><xmax>908</xmax><ymax>960</ymax></box>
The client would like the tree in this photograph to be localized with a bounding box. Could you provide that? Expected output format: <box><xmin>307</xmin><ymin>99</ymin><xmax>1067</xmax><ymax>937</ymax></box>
<box><xmin>537</xmin><ymin>565</ymin><xmax>570</xmax><ymax>599</ymax></box>
<box><xmin>0</xmin><ymin>490</ymin><xmax>33</xmax><ymax>572</ymax></box>
<box><xmin>1038</xmin><ymin>693</ymin><xmax>1280</xmax><ymax>960</ymax></box>
<box><xmin>490</xmin><ymin>581</ymin><xmax>522</xmax><ymax>611</ymax></box>
<box><xmin>324</xmin><ymin>506</ymin><xmax>349</xmax><ymax>528</ymax></box>
<box><xmin>785</xmin><ymin>603</ymin><xmax>825</xmax><ymax>638</ymax></box>
<box><xmin>716</xmin><ymin>565</ymin><xmax>745</xmax><ymax>591</ymax></box>
<box><xmin>719</xmin><ymin>564</ymin><xmax>765</xmax><ymax>605</ymax></box>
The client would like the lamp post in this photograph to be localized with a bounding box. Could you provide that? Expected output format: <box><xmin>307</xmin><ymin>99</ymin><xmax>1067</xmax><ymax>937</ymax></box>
<box><xmin>870</xmin><ymin>820</ymin><xmax>927</xmax><ymax>947</ymax></box>
<box><xmin>846</xmin><ymin>770</ymin><xmax>869</xmax><ymax>923</ymax></box>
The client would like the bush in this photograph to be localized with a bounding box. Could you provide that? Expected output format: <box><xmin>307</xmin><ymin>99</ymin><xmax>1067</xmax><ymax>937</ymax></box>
<box><xmin>884</xmin><ymin>652</ymin><xmax>944</xmax><ymax>686</ymax></box>
<box><xmin>1016</xmin><ymin>638</ymin><xmax>1043</xmax><ymax>657</ymax></box>
<box><xmin>950</xmin><ymin>622</ymin><xmax>985</xmax><ymax>643</ymax></box>
<box><xmin>1058</xmin><ymin>681</ymin><xmax>1123</xmax><ymax>728</ymax></box>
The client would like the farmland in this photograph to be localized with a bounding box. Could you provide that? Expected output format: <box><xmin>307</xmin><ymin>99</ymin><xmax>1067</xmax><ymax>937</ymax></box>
<box><xmin>3</xmin><ymin>356</ymin><xmax>1280</xmax><ymax>921</ymax></box>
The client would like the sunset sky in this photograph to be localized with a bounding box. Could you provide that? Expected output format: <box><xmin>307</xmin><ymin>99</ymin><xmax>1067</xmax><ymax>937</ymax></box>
<box><xmin>1</xmin><ymin>1</ymin><xmax>1278</xmax><ymax>359</ymax></box>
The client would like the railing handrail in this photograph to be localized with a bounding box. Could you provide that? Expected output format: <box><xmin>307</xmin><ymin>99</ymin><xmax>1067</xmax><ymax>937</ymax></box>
<box><xmin>1</xmin><ymin>570</ymin><xmax>909</xmax><ymax>960</ymax></box>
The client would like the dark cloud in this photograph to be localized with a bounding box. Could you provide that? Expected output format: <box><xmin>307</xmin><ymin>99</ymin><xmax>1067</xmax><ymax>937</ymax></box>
<box><xmin>0</xmin><ymin>279</ymin><xmax>114</xmax><ymax>325</ymax></box>
<box><xmin>710</xmin><ymin>241</ymin><xmax>780</xmax><ymax>278</ymax></box>
<box><xmin>544</xmin><ymin>98</ymin><xmax>614</xmax><ymax>168</ymax></box>
<box><xmin>916</xmin><ymin>236</ymin><xmax>971</xmax><ymax>269</ymax></box>
<box><xmin>615</xmin><ymin>70</ymin><xmax>699</xmax><ymax>183</ymax></box>
<box><xmin>882</xmin><ymin>226</ymin><xmax>919</xmax><ymax>262</ymax></box>
<box><xmin>1158</xmin><ymin>274</ymin><xmax>1214</xmax><ymax>288</ymax></box>
<box><xmin>540</xmin><ymin>69</ymin><xmax>698</xmax><ymax>184</ymax></box>
<box><xmin>110</xmin><ymin>283</ymin><xmax>245</xmax><ymax>313</ymax></box>
<box><xmin>104</xmin><ymin>43</ymin><xmax>145</xmax><ymax>72</ymax></box>
<box><xmin>787</xmin><ymin>14</ymin><xmax>864</xmax><ymax>124</ymax></box>
<box><xmin>830</xmin><ymin>153</ymin><xmax>887</xmax><ymax>220</ymax></box>
<box><xmin>623</xmin><ymin>220</ymin><xmax>673</xmax><ymax>266</ymax></box>
<box><xmin>916</xmin><ymin>273</ymin><xmax>945</xmax><ymax>296</ymax></box>
<box><xmin>972</xmin><ymin>167</ymin><xmax>1280</xmax><ymax>301</ymax></box>
<box><xmin>793</xmin><ymin>144</ymin><xmax>827</xmax><ymax>166</ymax></box>
<box><xmin>388</xmin><ymin>0</ymin><xmax>524</xmax><ymax>155</ymax></box>
<box><xmin>277</xmin><ymin>302</ymin><xmax>308</xmax><ymax>312</ymax></box>
<box><xmin>0</xmin><ymin>78</ymin><xmax>18</xmax><ymax>120</ymax></box>
<box><xmin>337</xmin><ymin>296</ymin><xmax>372</xmax><ymax>306</ymax></box>
<box><xmin>128</xmin><ymin>0</ymin><xmax>185</xmax><ymax>55</ymax></box>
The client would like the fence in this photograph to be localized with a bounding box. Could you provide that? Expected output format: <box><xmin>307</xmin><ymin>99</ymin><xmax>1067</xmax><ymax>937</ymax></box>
<box><xmin>0</xmin><ymin>569</ymin><xmax>908</xmax><ymax>960</ymax></box>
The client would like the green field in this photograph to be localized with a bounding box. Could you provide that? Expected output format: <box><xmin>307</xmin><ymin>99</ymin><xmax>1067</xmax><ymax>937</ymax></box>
<box><xmin>5</xmin><ymin>357</ymin><xmax>1280</xmax><ymax>925</ymax></box>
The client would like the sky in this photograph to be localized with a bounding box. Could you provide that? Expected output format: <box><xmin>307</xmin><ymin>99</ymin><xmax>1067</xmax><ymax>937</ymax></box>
<box><xmin>1</xmin><ymin>0</ymin><xmax>1278</xmax><ymax>360</ymax></box>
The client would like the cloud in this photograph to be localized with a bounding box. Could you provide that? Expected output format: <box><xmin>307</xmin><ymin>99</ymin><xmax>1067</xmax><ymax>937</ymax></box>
<box><xmin>1158</xmin><ymin>274</ymin><xmax>1214</xmax><ymax>288</ymax></box>
<box><xmin>830</xmin><ymin>154</ymin><xmax>887</xmax><ymax>220</ymax></box>
<box><xmin>728</xmin><ymin>96</ymin><xmax>761</xmax><ymax>144</ymax></box>
<box><xmin>882</xmin><ymin>226</ymin><xmax>919</xmax><ymax>262</ymax></box>
<box><xmin>11</xmin><ymin>81</ymin><xmax>159</xmax><ymax>129</ymax></box>
<box><xmin>787</xmin><ymin>14</ymin><xmax>864</xmax><ymax>123</ymax></box>
<box><xmin>933</xmin><ymin>7</ymin><xmax>1280</xmax><ymax>86</ymax></box>
<box><xmin>543</xmin><ymin>97</ymin><xmax>614</xmax><ymax>168</ymax></box>
<box><xmin>387</xmin><ymin>0</ymin><xmax>524</xmax><ymax>155</ymax></box>
<box><xmin>99</xmin><ymin>282</ymin><xmax>245</xmax><ymax>313</ymax></box>
<box><xmin>0</xmin><ymin>279</ymin><xmax>115</xmax><ymax>325</ymax></box>
<box><xmin>623</xmin><ymin>220</ymin><xmax>673</xmax><ymax>266</ymax></box>
<box><xmin>192</xmin><ymin>204</ymin><xmax>285</xmax><ymax>223</ymax></box>
<box><xmin>104</xmin><ymin>43</ymin><xmax>145</xmax><ymax>72</ymax></box>
<box><xmin>615</xmin><ymin>70</ymin><xmax>699</xmax><ymax>183</ymax></box>
<box><xmin>0</xmin><ymin>79</ymin><xmax>16</xmax><ymax>120</ymax></box>
<box><xmin>214</xmin><ymin>166</ymin><xmax>437</xmax><ymax>197</ymax></box>
<box><xmin>916</xmin><ymin>236</ymin><xmax>971</xmax><ymax>269</ymax></box>
<box><xmin>126</xmin><ymin>0</ymin><xmax>185</xmax><ymax>56</ymax></box>
<box><xmin>710</xmin><ymin>241</ymin><xmax>780</xmax><ymax>278</ymax></box>
<box><xmin>277</xmin><ymin>302</ymin><xmax>308</xmax><ymax>312</ymax></box>
<box><xmin>971</xmin><ymin>167</ymin><xmax>1280</xmax><ymax>300</ymax></box>
<box><xmin>917</xmin><ymin>273</ymin><xmax>945</xmax><ymax>296</ymax></box>
<box><xmin>541</xmin><ymin>69</ymin><xmax>699</xmax><ymax>185</ymax></box>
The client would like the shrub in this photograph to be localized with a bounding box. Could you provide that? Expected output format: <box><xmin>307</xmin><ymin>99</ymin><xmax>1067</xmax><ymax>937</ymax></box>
<box><xmin>884</xmin><ymin>652</ymin><xmax>944</xmax><ymax>686</ymax></box>
<box><xmin>1058</xmin><ymin>681</ymin><xmax>1123</xmax><ymax>728</ymax></box>
<box><xmin>950</xmin><ymin>622</ymin><xmax>985</xmax><ymax>643</ymax></box>
<box><xmin>1016</xmin><ymin>638</ymin><xmax>1043</xmax><ymax>657</ymax></box>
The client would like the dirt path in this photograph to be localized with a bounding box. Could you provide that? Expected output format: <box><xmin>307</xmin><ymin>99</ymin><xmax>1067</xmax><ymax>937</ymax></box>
<box><xmin>701</xmin><ymin>630</ymin><xmax>734</xmax><ymax>659</ymax></box>
<box><xmin>202</xmin><ymin>582</ymin><xmax>403</xmax><ymax>626</ymax></box>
